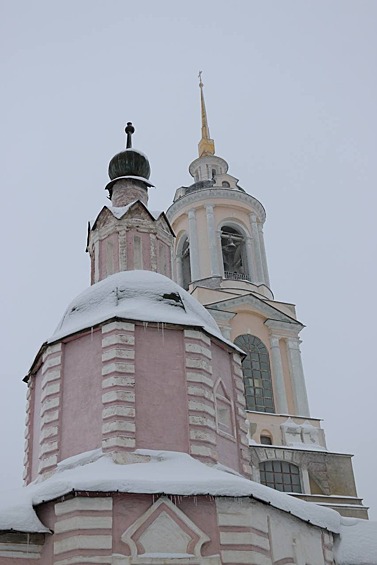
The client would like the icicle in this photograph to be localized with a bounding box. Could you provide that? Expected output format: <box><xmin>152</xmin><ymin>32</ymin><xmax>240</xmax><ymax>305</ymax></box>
<box><xmin>91</xmin><ymin>326</ymin><xmax>94</xmax><ymax>341</ymax></box>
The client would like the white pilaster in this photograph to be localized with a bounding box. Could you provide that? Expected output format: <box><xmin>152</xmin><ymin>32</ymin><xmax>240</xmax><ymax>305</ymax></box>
<box><xmin>205</xmin><ymin>204</ymin><xmax>221</xmax><ymax>276</ymax></box>
<box><xmin>287</xmin><ymin>337</ymin><xmax>310</xmax><ymax>417</ymax></box>
<box><xmin>258</xmin><ymin>222</ymin><xmax>270</xmax><ymax>287</ymax></box>
<box><xmin>269</xmin><ymin>336</ymin><xmax>288</xmax><ymax>414</ymax></box>
<box><xmin>245</xmin><ymin>236</ymin><xmax>257</xmax><ymax>283</ymax></box>
<box><xmin>176</xmin><ymin>256</ymin><xmax>183</xmax><ymax>286</ymax></box>
<box><xmin>94</xmin><ymin>240</ymin><xmax>99</xmax><ymax>283</ymax></box>
<box><xmin>188</xmin><ymin>208</ymin><xmax>200</xmax><ymax>281</ymax></box>
<box><xmin>250</xmin><ymin>213</ymin><xmax>263</xmax><ymax>283</ymax></box>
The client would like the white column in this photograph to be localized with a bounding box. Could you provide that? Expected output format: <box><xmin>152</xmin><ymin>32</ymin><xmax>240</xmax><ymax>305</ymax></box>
<box><xmin>206</xmin><ymin>204</ymin><xmax>221</xmax><ymax>276</ymax></box>
<box><xmin>258</xmin><ymin>223</ymin><xmax>271</xmax><ymax>287</ymax></box>
<box><xmin>245</xmin><ymin>236</ymin><xmax>257</xmax><ymax>284</ymax></box>
<box><xmin>250</xmin><ymin>213</ymin><xmax>263</xmax><ymax>284</ymax></box>
<box><xmin>188</xmin><ymin>209</ymin><xmax>200</xmax><ymax>281</ymax></box>
<box><xmin>287</xmin><ymin>337</ymin><xmax>310</xmax><ymax>417</ymax></box>
<box><xmin>269</xmin><ymin>335</ymin><xmax>289</xmax><ymax>414</ymax></box>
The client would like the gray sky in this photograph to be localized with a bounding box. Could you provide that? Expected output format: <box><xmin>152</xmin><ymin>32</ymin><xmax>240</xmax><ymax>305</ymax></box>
<box><xmin>1</xmin><ymin>1</ymin><xmax>376</xmax><ymax>518</ymax></box>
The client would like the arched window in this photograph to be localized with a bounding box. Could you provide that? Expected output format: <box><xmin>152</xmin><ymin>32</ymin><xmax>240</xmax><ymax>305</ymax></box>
<box><xmin>220</xmin><ymin>226</ymin><xmax>249</xmax><ymax>281</ymax></box>
<box><xmin>234</xmin><ymin>335</ymin><xmax>275</xmax><ymax>413</ymax></box>
<box><xmin>259</xmin><ymin>461</ymin><xmax>302</xmax><ymax>493</ymax></box>
<box><xmin>260</xmin><ymin>432</ymin><xmax>273</xmax><ymax>445</ymax></box>
<box><xmin>222</xmin><ymin>181</ymin><xmax>230</xmax><ymax>188</ymax></box>
<box><xmin>178</xmin><ymin>236</ymin><xmax>191</xmax><ymax>290</ymax></box>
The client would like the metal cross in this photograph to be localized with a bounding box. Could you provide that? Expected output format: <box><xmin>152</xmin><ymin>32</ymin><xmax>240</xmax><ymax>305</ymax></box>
<box><xmin>125</xmin><ymin>122</ymin><xmax>135</xmax><ymax>149</ymax></box>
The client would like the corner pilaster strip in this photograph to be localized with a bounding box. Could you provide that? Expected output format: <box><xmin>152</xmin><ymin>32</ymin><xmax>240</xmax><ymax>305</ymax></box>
<box><xmin>101</xmin><ymin>321</ymin><xmax>136</xmax><ymax>452</ymax></box>
<box><xmin>232</xmin><ymin>352</ymin><xmax>252</xmax><ymax>478</ymax></box>
<box><xmin>53</xmin><ymin>497</ymin><xmax>113</xmax><ymax>564</ymax></box>
<box><xmin>217</xmin><ymin>498</ymin><xmax>272</xmax><ymax>564</ymax></box>
<box><xmin>38</xmin><ymin>342</ymin><xmax>63</xmax><ymax>477</ymax></box>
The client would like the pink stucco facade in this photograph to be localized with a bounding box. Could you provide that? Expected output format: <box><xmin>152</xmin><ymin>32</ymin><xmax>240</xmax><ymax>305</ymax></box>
<box><xmin>25</xmin><ymin>320</ymin><xmax>249</xmax><ymax>481</ymax></box>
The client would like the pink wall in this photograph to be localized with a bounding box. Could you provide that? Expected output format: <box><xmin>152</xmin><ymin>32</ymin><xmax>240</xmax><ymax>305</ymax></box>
<box><xmin>60</xmin><ymin>331</ymin><xmax>103</xmax><ymax>460</ymax></box>
<box><xmin>99</xmin><ymin>232</ymin><xmax>119</xmax><ymax>280</ymax></box>
<box><xmin>157</xmin><ymin>239</ymin><xmax>171</xmax><ymax>277</ymax></box>
<box><xmin>211</xmin><ymin>345</ymin><xmax>240</xmax><ymax>472</ymax></box>
<box><xmin>135</xmin><ymin>326</ymin><xmax>189</xmax><ymax>452</ymax></box>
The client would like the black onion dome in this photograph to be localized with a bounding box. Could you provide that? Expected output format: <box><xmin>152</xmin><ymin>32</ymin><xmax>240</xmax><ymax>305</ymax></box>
<box><xmin>108</xmin><ymin>148</ymin><xmax>151</xmax><ymax>181</ymax></box>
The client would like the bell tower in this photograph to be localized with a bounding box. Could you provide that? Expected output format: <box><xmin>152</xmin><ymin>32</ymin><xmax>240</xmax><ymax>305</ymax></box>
<box><xmin>166</xmin><ymin>77</ymin><xmax>368</xmax><ymax>519</ymax></box>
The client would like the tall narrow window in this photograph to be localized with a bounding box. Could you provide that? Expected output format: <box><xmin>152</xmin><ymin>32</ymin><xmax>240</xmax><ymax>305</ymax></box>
<box><xmin>221</xmin><ymin>226</ymin><xmax>249</xmax><ymax>281</ymax></box>
<box><xmin>259</xmin><ymin>461</ymin><xmax>302</xmax><ymax>493</ymax></box>
<box><xmin>106</xmin><ymin>240</ymin><xmax>114</xmax><ymax>276</ymax></box>
<box><xmin>234</xmin><ymin>334</ymin><xmax>275</xmax><ymax>413</ymax></box>
<box><xmin>134</xmin><ymin>235</ymin><xmax>143</xmax><ymax>270</ymax></box>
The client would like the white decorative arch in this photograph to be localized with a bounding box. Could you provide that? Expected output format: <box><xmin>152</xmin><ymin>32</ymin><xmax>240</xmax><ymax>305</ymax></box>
<box><xmin>213</xmin><ymin>378</ymin><xmax>236</xmax><ymax>439</ymax></box>
<box><xmin>120</xmin><ymin>496</ymin><xmax>220</xmax><ymax>564</ymax></box>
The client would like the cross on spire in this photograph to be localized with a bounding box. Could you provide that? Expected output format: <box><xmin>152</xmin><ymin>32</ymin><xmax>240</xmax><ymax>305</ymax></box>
<box><xmin>125</xmin><ymin>122</ymin><xmax>135</xmax><ymax>149</ymax></box>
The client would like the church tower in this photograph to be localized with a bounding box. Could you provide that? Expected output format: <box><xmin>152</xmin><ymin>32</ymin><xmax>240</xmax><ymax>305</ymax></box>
<box><xmin>167</xmin><ymin>76</ymin><xmax>368</xmax><ymax>519</ymax></box>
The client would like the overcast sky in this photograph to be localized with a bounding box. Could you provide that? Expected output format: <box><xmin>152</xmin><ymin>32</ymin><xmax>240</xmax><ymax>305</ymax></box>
<box><xmin>1</xmin><ymin>1</ymin><xmax>376</xmax><ymax>519</ymax></box>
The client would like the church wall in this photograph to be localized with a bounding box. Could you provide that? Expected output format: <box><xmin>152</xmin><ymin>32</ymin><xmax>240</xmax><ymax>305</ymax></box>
<box><xmin>0</xmin><ymin>492</ymin><xmax>338</xmax><ymax>564</ymax></box>
<box><xmin>325</xmin><ymin>454</ymin><xmax>358</xmax><ymax>497</ymax></box>
<box><xmin>247</xmin><ymin>412</ymin><xmax>323</xmax><ymax>447</ymax></box>
<box><xmin>196</xmin><ymin>206</ymin><xmax>212</xmax><ymax>279</ymax></box>
<box><xmin>211</xmin><ymin>345</ymin><xmax>240</xmax><ymax>472</ymax></box>
<box><xmin>30</xmin><ymin>366</ymin><xmax>42</xmax><ymax>481</ymax></box>
<box><xmin>60</xmin><ymin>330</ymin><xmax>103</xmax><ymax>461</ymax></box>
<box><xmin>157</xmin><ymin>237</ymin><xmax>172</xmax><ymax>278</ymax></box>
<box><xmin>230</xmin><ymin>310</ymin><xmax>270</xmax><ymax>345</ymax></box>
<box><xmin>125</xmin><ymin>230</ymin><xmax>152</xmax><ymax>272</ymax></box>
<box><xmin>112</xmin><ymin>494</ymin><xmax>221</xmax><ymax>558</ymax></box>
<box><xmin>230</xmin><ymin>311</ymin><xmax>300</xmax><ymax>417</ymax></box>
<box><xmin>99</xmin><ymin>232</ymin><xmax>119</xmax><ymax>280</ymax></box>
<box><xmin>280</xmin><ymin>338</ymin><xmax>296</xmax><ymax>415</ymax></box>
<box><xmin>169</xmin><ymin>195</ymin><xmax>265</xmax><ymax>284</ymax></box>
<box><xmin>134</xmin><ymin>325</ymin><xmax>189</xmax><ymax>452</ymax></box>
<box><xmin>35</xmin><ymin>503</ymin><xmax>55</xmax><ymax>564</ymax></box>
<box><xmin>216</xmin><ymin>497</ymin><xmax>335</xmax><ymax>565</ymax></box>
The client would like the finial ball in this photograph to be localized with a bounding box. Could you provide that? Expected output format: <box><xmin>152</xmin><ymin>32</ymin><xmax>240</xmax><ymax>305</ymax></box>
<box><xmin>125</xmin><ymin>122</ymin><xmax>135</xmax><ymax>135</ymax></box>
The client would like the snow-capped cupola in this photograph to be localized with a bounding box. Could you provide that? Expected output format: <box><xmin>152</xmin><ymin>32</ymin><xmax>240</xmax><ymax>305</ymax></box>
<box><xmin>105</xmin><ymin>122</ymin><xmax>154</xmax><ymax>207</ymax></box>
<box><xmin>86</xmin><ymin>126</ymin><xmax>175</xmax><ymax>284</ymax></box>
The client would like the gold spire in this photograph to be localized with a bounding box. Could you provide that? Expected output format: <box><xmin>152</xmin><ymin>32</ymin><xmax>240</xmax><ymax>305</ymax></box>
<box><xmin>198</xmin><ymin>71</ymin><xmax>215</xmax><ymax>158</ymax></box>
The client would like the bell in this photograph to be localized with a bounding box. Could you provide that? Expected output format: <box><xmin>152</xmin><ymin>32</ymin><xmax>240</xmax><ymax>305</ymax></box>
<box><xmin>226</xmin><ymin>237</ymin><xmax>236</xmax><ymax>249</ymax></box>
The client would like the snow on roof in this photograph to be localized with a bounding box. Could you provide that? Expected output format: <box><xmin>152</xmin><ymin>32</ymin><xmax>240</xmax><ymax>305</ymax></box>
<box><xmin>106</xmin><ymin>202</ymin><xmax>136</xmax><ymax>219</ymax></box>
<box><xmin>0</xmin><ymin>450</ymin><xmax>342</xmax><ymax>534</ymax></box>
<box><xmin>0</xmin><ymin>486</ymin><xmax>50</xmax><ymax>533</ymax></box>
<box><xmin>50</xmin><ymin>270</ymin><xmax>230</xmax><ymax>344</ymax></box>
<box><xmin>335</xmin><ymin>517</ymin><xmax>377</xmax><ymax>565</ymax></box>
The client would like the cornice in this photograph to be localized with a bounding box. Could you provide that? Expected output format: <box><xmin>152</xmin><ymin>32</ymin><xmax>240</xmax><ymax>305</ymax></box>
<box><xmin>207</xmin><ymin>293</ymin><xmax>303</xmax><ymax>328</ymax></box>
<box><xmin>166</xmin><ymin>187</ymin><xmax>266</xmax><ymax>223</ymax></box>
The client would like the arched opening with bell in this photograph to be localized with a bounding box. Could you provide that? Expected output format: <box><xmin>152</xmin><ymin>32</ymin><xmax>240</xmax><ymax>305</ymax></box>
<box><xmin>220</xmin><ymin>225</ymin><xmax>250</xmax><ymax>281</ymax></box>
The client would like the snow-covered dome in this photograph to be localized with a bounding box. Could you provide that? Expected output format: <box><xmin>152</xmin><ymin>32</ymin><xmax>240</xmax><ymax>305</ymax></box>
<box><xmin>108</xmin><ymin>148</ymin><xmax>151</xmax><ymax>181</ymax></box>
<box><xmin>51</xmin><ymin>270</ymin><xmax>225</xmax><ymax>343</ymax></box>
